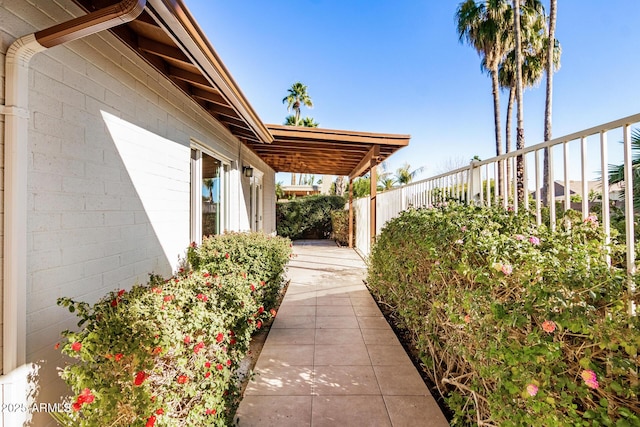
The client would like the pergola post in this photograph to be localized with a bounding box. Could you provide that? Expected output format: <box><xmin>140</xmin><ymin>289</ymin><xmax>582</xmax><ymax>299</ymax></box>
<box><xmin>348</xmin><ymin>178</ymin><xmax>354</xmax><ymax>248</ymax></box>
<box><xmin>369</xmin><ymin>146</ymin><xmax>380</xmax><ymax>246</ymax></box>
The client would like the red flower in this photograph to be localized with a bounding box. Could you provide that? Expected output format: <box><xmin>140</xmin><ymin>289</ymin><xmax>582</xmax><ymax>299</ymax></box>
<box><xmin>111</xmin><ymin>299</ymin><xmax>118</xmax><ymax>307</ymax></box>
<box><xmin>156</xmin><ymin>408</ymin><xmax>164</xmax><ymax>415</ymax></box>
<box><xmin>72</xmin><ymin>388</ymin><xmax>95</xmax><ymax>411</ymax></box>
<box><xmin>117</xmin><ymin>289</ymin><xmax>126</xmax><ymax>297</ymax></box>
<box><xmin>230</xmin><ymin>338</ymin><xmax>237</xmax><ymax>345</ymax></box>
<box><xmin>216</xmin><ymin>363</ymin><xmax>223</xmax><ymax>371</ymax></box>
<box><xmin>258</xmin><ymin>306</ymin><xmax>264</xmax><ymax>314</ymax></box>
<box><xmin>177</xmin><ymin>375</ymin><xmax>188</xmax><ymax>384</ymax></box>
<box><xmin>256</xmin><ymin>320</ymin><xmax>262</xmax><ymax>329</ymax></box>
<box><xmin>151</xmin><ymin>287</ymin><xmax>162</xmax><ymax>294</ymax></box>
<box><xmin>146</xmin><ymin>415</ymin><xmax>156</xmax><ymax>427</ymax></box>
<box><xmin>203</xmin><ymin>272</ymin><xmax>210</xmax><ymax>278</ymax></box>
<box><xmin>54</xmin><ymin>342</ymin><xmax>60</xmax><ymax>350</ymax></box>
<box><xmin>152</xmin><ymin>346</ymin><xmax>162</xmax><ymax>355</ymax></box>
<box><xmin>250</xmin><ymin>284</ymin><xmax>256</xmax><ymax>292</ymax></box>
<box><xmin>163</xmin><ymin>295</ymin><xmax>174</xmax><ymax>302</ymax></box>
<box><xmin>216</xmin><ymin>333</ymin><xmax>224</xmax><ymax>343</ymax></box>
<box><xmin>205</xmin><ymin>361</ymin><xmax>212</xmax><ymax>368</ymax></box>
<box><xmin>205</xmin><ymin>372</ymin><xmax>211</xmax><ymax>378</ymax></box>
<box><xmin>206</xmin><ymin>408</ymin><xmax>217</xmax><ymax>415</ymax></box>
<box><xmin>226</xmin><ymin>359</ymin><xmax>231</xmax><ymax>367</ymax></box>
<box><xmin>270</xmin><ymin>309</ymin><xmax>277</xmax><ymax>317</ymax></box>
<box><xmin>134</xmin><ymin>371</ymin><xmax>147</xmax><ymax>386</ymax></box>
<box><xmin>224</xmin><ymin>253</ymin><xmax>230</xmax><ymax>259</ymax></box>
<box><xmin>78</xmin><ymin>388</ymin><xmax>95</xmax><ymax>404</ymax></box>
<box><xmin>260</xmin><ymin>281</ymin><xmax>266</xmax><ymax>286</ymax></box>
<box><xmin>184</xmin><ymin>335</ymin><xmax>191</xmax><ymax>344</ymax></box>
<box><xmin>190</xmin><ymin>241</ymin><xmax>197</xmax><ymax>248</ymax></box>
<box><xmin>229</xmin><ymin>330</ymin><xmax>235</xmax><ymax>337</ymax></box>
<box><xmin>193</xmin><ymin>342</ymin><xmax>205</xmax><ymax>354</ymax></box>
<box><xmin>197</xmin><ymin>293</ymin><xmax>208</xmax><ymax>302</ymax></box>
<box><xmin>115</xmin><ymin>353</ymin><xmax>124</xmax><ymax>361</ymax></box>
<box><xmin>71</xmin><ymin>342</ymin><xmax>82</xmax><ymax>352</ymax></box>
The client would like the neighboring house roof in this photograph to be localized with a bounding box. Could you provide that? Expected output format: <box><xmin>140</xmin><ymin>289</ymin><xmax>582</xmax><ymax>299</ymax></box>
<box><xmin>69</xmin><ymin>0</ymin><xmax>410</xmax><ymax>177</ymax></box>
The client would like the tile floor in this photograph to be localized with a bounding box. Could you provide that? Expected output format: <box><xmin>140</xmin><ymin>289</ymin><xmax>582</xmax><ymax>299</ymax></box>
<box><xmin>235</xmin><ymin>240</ymin><xmax>449</xmax><ymax>427</ymax></box>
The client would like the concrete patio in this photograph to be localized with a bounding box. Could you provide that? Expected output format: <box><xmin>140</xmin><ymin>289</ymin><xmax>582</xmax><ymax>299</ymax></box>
<box><xmin>235</xmin><ymin>240</ymin><xmax>449</xmax><ymax>426</ymax></box>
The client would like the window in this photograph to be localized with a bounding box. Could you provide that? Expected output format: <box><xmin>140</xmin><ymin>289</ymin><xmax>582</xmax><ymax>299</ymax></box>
<box><xmin>191</xmin><ymin>146</ymin><xmax>229</xmax><ymax>243</ymax></box>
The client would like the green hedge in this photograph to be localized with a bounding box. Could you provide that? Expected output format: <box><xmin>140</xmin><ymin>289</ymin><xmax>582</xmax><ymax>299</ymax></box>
<box><xmin>54</xmin><ymin>233</ymin><xmax>292</xmax><ymax>427</ymax></box>
<box><xmin>330</xmin><ymin>209</ymin><xmax>353</xmax><ymax>246</ymax></box>
<box><xmin>276</xmin><ymin>195</ymin><xmax>345</xmax><ymax>239</ymax></box>
<box><xmin>367</xmin><ymin>203</ymin><xmax>639</xmax><ymax>426</ymax></box>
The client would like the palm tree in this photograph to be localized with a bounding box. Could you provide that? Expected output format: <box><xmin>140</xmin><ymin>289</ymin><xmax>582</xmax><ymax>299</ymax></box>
<box><xmin>203</xmin><ymin>178</ymin><xmax>214</xmax><ymax>202</ymax></box>
<box><xmin>608</xmin><ymin>129</ymin><xmax>640</xmax><ymax>210</ymax></box>
<box><xmin>284</xmin><ymin>115</ymin><xmax>319</xmax><ymax>128</ymax></box>
<box><xmin>457</xmin><ymin>0</ymin><xmax>512</xmax><ymax>196</ymax></box>
<box><xmin>499</xmin><ymin>0</ymin><xmax>549</xmax><ymax>194</ymax></box>
<box><xmin>301</xmin><ymin>117</ymin><xmax>319</xmax><ymax>127</ymax></box>
<box><xmin>395</xmin><ymin>163</ymin><xmax>425</xmax><ymax>186</ymax></box>
<box><xmin>543</xmin><ymin>0</ymin><xmax>558</xmax><ymax>205</ymax></box>
<box><xmin>282</xmin><ymin>82</ymin><xmax>313</xmax><ymax>126</ymax></box>
<box><xmin>512</xmin><ymin>0</ymin><xmax>527</xmax><ymax>202</ymax></box>
<box><xmin>283</xmin><ymin>82</ymin><xmax>314</xmax><ymax>185</ymax></box>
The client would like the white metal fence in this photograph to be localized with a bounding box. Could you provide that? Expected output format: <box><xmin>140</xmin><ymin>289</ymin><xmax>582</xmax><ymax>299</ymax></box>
<box><xmin>355</xmin><ymin>114</ymin><xmax>640</xmax><ymax>313</ymax></box>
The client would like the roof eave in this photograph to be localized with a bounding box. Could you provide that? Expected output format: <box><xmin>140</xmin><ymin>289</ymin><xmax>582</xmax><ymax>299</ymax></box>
<box><xmin>146</xmin><ymin>0</ymin><xmax>273</xmax><ymax>143</ymax></box>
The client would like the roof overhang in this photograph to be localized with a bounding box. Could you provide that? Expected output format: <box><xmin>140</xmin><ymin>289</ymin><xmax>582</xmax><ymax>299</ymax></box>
<box><xmin>67</xmin><ymin>0</ymin><xmax>410</xmax><ymax>176</ymax></box>
<box><xmin>70</xmin><ymin>0</ymin><xmax>273</xmax><ymax>144</ymax></box>
<box><xmin>252</xmin><ymin>125</ymin><xmax>410</xmax><ymax>178</ymax></box>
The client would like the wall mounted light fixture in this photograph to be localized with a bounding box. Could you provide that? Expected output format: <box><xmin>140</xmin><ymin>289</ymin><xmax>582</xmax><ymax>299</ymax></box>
<box><xmin>242</xmin><ymin>166</ymin><xmax>254</xmax><ymax>178</ymax></box>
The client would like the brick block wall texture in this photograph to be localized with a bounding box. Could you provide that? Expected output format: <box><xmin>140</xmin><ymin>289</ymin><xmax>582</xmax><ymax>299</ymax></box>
<box><xmin>1</xmin><ymin>1</ymin><xmax>276</xmax><ymax>423</ymax></box>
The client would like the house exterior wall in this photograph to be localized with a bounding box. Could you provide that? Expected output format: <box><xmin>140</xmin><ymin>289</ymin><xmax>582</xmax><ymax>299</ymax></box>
<box><xmin>1</xmin><ymin>1</ymin><xmax>275</xmax><ymax>423</ymax></box>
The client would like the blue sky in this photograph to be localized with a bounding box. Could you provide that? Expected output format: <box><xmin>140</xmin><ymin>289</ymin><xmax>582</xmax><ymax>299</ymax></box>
<box><xmin>184</xmin><ymin>1</ymin><xmax>640</xmax><ymax>183</ymax></box>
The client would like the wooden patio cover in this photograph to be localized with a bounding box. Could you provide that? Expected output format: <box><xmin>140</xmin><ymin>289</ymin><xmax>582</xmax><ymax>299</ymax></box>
<box><xmin>252</xmin><ymin>125</ymin><xmax>410</xmax><ymax>179</ymax></box>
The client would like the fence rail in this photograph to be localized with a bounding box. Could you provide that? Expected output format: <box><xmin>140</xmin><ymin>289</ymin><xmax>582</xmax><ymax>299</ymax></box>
<box><xmin>354</xmin><ymin>113</ymin><xmax>640</xmax><ymax>315</ymax></box>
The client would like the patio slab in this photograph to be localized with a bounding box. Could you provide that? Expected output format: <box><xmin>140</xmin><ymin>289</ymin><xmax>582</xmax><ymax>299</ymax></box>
<box><xmin>235</xmin><ymin>240</ymin><xmax>449</xmax><ymax>427</ymax></box>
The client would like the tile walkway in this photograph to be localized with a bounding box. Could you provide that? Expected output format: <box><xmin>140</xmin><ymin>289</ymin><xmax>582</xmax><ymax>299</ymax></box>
<box><xmin>235</xmin><ymin>240</ymin><xmax>450</xmax><ymax>427</ymax></box>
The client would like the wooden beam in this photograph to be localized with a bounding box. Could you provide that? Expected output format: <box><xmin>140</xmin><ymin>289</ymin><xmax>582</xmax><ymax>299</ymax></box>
<box><xmin>349</xmin><ymin>178</ymin><xmax>354</xmax><ymax>248</ymax></box>
<box><xmin>370</xmin><ymin>162</ymin><xmax>377</xmax><ymax>247</ymax></box>
<box><xmin>138</xmin><ymin>35</ymin><xmax>191</xmax><ymax>64</ymax></box>
<box><xmin>169</xmin><ymin>66</ymin><xmax>210</xmax><ymax>87</ymax></box>
<box><xmin>349</xmin><ymin>145</ymin><xmax>380</xmax><ymax>179</ymax></box>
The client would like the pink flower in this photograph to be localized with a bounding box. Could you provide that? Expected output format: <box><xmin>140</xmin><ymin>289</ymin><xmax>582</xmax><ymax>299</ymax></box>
<box><xmin>526</xmin><ymin>384</ymin><xmax>538</xmax><ymax>396</ymax></box>
<box><xmin>581</xmin><ymin>370</ymin><xmax>599</xmax><ymax>389</ymax></box>
<box><xmin>196</xmin><ymin>293</ymin><xmax>208</xmax><ymax>302</ymax></box>
<box><xmin>463</xmin><ymin>314</ymin><xmax>471</xmax><ymax>324</ymax></box>
<box><xmin>529</xmin><ymin>236</ymin><xmax>540</xmax><ymax>245</ymax></box>
<box><xmin>216</xmin><ymin>333</ymin><xmax>224</xmax><ymax>343</ymax></box>
<box><xmin>501</xmin><ymin>264</ymin><xmax>513</xmax><ymax>275</ymax></box>
<box><xmin>184</xmin><ymin>335</ymin><xmax>191</xmax><ymax>344</ymax></box>
<box><xmin>461</xmin><ymin>226</ymin><xmax>467</xmax><ymax>232</ymax></box>
<box><xmin>514</xmin><ymin>234</ymin><xmax>525</xmax><ymax>241</ymax></box>
<box><xmin>541</xmin><ymin>320</ymin><xmax>556</xmax><ymax>333</ymax></box>
<box><xmin>584</xmin><ymin>215</ymin><xmax>598</xmax><ymax>226</ymax></box>
<box><xmin>177</xmin><ymin>375</ymin><xmax>188</xmax><ymax>384</ymax></box>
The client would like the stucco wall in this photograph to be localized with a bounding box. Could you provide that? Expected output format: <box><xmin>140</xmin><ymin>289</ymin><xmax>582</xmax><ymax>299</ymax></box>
<box><xmin>1</xmin><ymin>0</ymin><xmax>275</xmax><ymax>423</ymax></box>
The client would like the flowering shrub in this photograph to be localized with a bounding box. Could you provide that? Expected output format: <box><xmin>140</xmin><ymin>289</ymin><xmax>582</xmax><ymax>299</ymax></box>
<box><xmin>186</xmin><ymin>232</ymin><xmax>292</xmax><ymax>310</ymax></box>
<box><xmin>54</xmin><ymin>233</ymin><xmax>292</xmax><ymax>426</ymax></box>
<box><xmin>367</xmin><ymin>203</ymin><xmax>639</xmax><ymax>426</ymax></box>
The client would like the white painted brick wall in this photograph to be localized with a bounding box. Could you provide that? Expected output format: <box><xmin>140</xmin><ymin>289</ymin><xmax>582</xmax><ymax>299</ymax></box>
<box><xmin>2</xmin><ymin>2</ymin><xmax>277</xmax><ymax>418</ymax></box>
